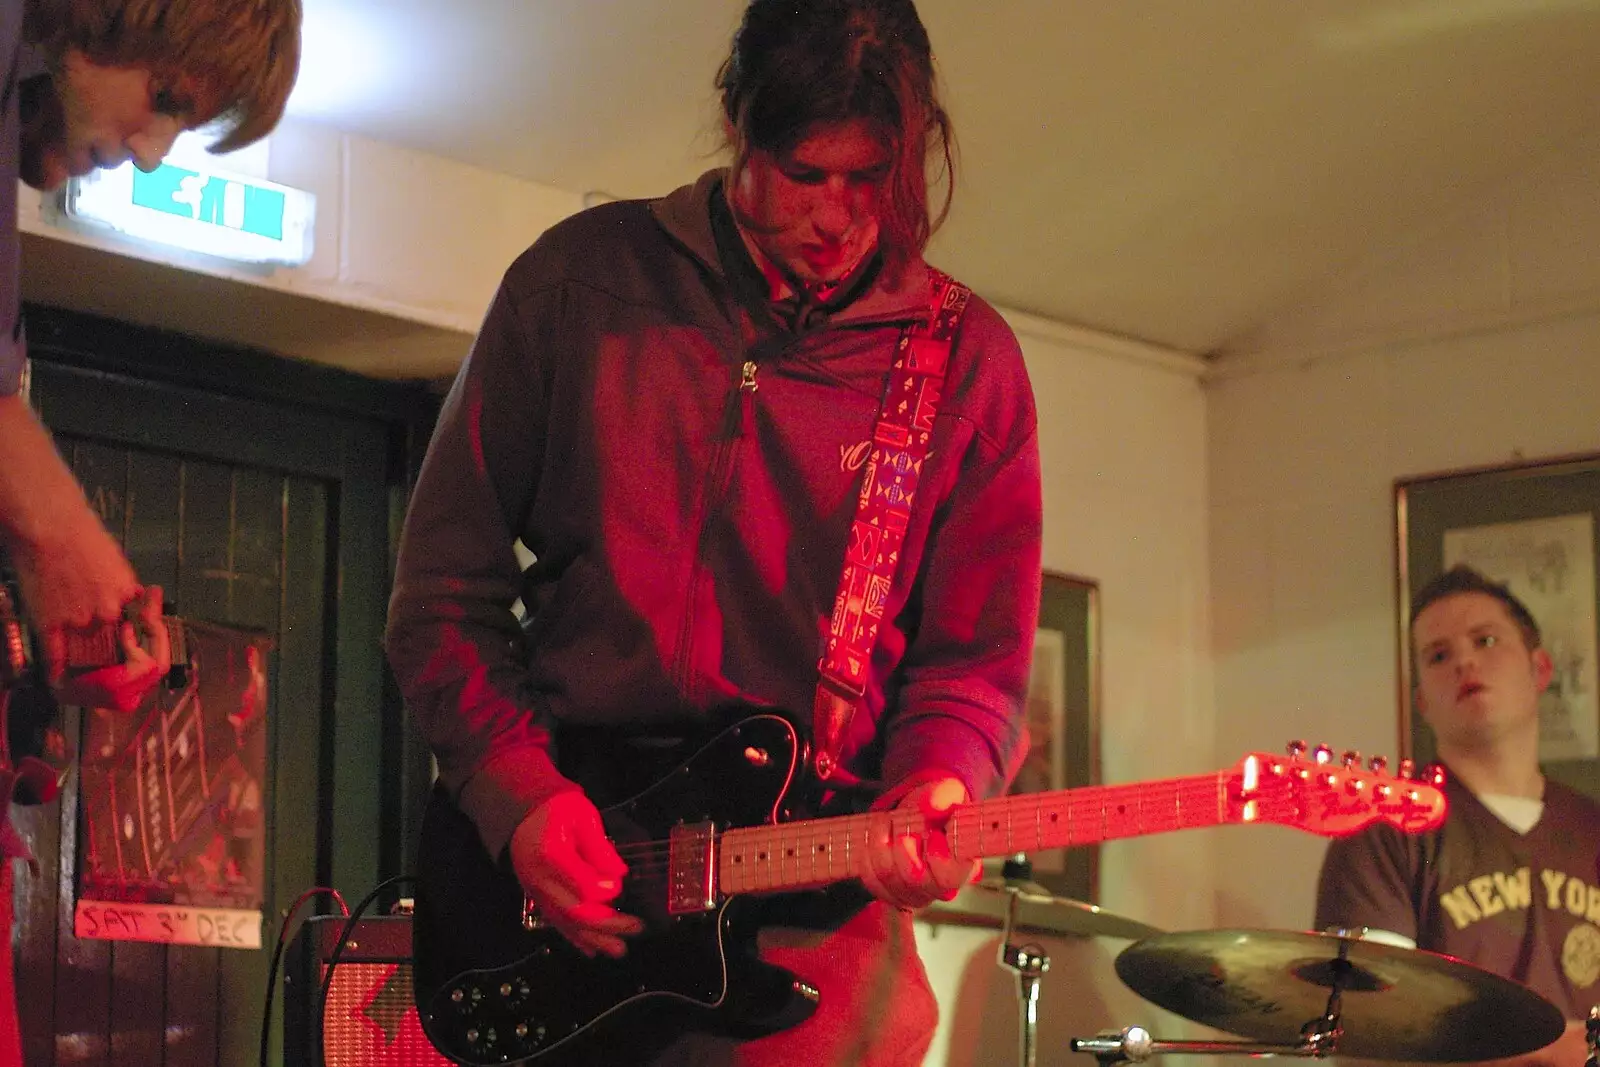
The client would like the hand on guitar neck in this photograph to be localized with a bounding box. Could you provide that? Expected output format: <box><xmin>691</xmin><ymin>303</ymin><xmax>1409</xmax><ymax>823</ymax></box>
<box><xmin>52</xmin><ymin>586</ymin><xmax>173</xmax><ymax>713</ymax></box>
<box><xmin>2</xmin><ymin>501</ymin><xmax>178</xmax><ymax>713</ymax></box>
<box><xmin>1</xmin><ymin>580</ymin><xmax>175</xmax><ymax>714</ymax></box>
<box><xmin>858</xmin><ymin>774</ymin><xmax>976</xmax><ymax>911</ymax></box>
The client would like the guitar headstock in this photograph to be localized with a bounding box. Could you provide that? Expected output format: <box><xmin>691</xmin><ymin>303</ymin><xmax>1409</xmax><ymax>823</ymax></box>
<box><xmin>1224</xmin><ymin>743</ymin><xmax>1448</xmax><ymax>837</ymax></box>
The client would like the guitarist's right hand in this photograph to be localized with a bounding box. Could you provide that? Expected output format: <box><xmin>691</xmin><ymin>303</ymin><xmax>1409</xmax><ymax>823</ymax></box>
<box><xmin>509</xmin><ymin>790</ymin><xmax>645</xmax><ymax>959</ymax></box>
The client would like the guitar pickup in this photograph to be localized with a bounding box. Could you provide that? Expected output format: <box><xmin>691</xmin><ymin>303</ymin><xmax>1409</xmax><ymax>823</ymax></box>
<box><xmin>667</xmin><ymin>821</ymin><xmax>718</xmax><ymax>915</ymax></box>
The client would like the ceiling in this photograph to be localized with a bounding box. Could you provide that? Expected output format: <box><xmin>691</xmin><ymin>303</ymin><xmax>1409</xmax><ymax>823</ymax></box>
<box><xmin>273</xmin><ymin>0</ymin><xmax>1600</xmax><ymax>357</ymax></box>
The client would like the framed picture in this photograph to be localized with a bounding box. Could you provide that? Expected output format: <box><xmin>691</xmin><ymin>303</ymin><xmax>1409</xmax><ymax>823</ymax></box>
<box><xmin>920</xmin><ymin>571</ymin><xmax>1102</xmax><ymax>932</ymax></box>
<box><xmin>1396</xmin><ymin>452</ymin><xmax>1600</xmax><ymax>801</ymax></box>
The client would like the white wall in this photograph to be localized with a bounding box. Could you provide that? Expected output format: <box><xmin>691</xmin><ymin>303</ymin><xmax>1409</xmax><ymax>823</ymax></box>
<box><xmin>20</xmin><ymin>117</ymin><xmax>584</xmax><ymax>378</ymax></box>
<box><xmin>918</xmin><ymin>317</ymin><xmax>1215</xmax><ymax>1067</ymax></box>
<box><xmin>1203</xmin><ymin>312</ymin><xmax>1600</xmax><ymax>1067</ymax></box>
<box><xmin>1208</xmin><ymin>125</ymin><xmax>1600</xmax><ymax>937</ymax></box>
<box><xmin>1209</xmin><ymin>310</ymin><xmax>1600</xmax><ymax>935</ymax></box>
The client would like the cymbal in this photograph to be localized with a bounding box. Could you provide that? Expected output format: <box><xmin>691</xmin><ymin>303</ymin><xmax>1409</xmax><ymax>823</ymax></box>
<box><xmin>1115</xmin><ymin>928</ymin><xmax>1566</xmax><ymax>1062</ymax></box>
<box><xmin>919</xmin><ymin>877</ymin><xmax>1162</xmax><ymax>941</ymax></box>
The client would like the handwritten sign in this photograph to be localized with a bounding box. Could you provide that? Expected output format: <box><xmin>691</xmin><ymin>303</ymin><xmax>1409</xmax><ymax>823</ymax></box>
<box><xmin>74</xmin><ymin>901</ymin><xmax>262</xmax><ymax>949</ymax></box>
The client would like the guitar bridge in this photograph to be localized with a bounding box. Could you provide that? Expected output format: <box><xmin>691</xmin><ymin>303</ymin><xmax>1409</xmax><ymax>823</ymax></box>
<box><xmin>667</xmin><ymin>821</ymin><xmax>717</xmax><ymax>915</ymax></box>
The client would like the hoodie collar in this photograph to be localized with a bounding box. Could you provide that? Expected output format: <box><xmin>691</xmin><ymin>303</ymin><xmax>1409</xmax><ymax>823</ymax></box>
<box><xmin>650</xmin><ymin>168</ymin><xmax>936</xmax><ymax>328</ymax></box>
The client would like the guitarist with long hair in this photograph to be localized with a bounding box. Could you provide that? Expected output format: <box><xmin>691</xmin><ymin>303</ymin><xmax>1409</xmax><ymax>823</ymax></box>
<box><xmin>385</xmin><ymin>2</ymin><xmax>1043</xmax><ymax>1064</ymax></box>
<box><xmin>0</xmin><ymin>0</ymin><xmax>300</xmax><ymax>1062</ymax></box>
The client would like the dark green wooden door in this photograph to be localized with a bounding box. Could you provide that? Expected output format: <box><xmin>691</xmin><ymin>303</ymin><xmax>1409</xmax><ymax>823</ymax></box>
<box><xmin>9</xmin><ymin>307</ymin><xmax>436</xmax><ymax>1067</ymax></box>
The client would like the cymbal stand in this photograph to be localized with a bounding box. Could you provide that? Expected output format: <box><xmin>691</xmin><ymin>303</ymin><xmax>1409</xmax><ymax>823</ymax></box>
<box><xmin>1071</xmin><ymin>1026</ymin><xmax>1335</xmax><ymax>1064</ymax></box>
<box><xmin>1071</xmin><ymin>937</ymin><xmax>1353</xmax><ymax>1065</ymax></box>
<box><xmin>997</xmin><ymin>880</ymin><xmax>1050</xmax><ymax>1067</ymax></box>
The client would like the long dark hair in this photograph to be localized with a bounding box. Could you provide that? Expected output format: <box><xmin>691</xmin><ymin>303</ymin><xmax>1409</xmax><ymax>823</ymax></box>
<box><xmin>716</xmin><ymin>0</ymin><xmax>955</xmax><ymax>279</ymax></box>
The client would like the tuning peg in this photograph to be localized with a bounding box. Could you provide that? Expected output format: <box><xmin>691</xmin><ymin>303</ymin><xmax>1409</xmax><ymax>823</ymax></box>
<box><xmin>1341</xmin><ymin>750</ymin><xmax>1360</xmax><ymax>768</ymax></box>
<box><xmin>1367</xmin><ymin>754</ymin><xmax>1388</xmax><ymax>774</ymax></box>
<box><xmin>1398</xmin><ymin>758</ymin><xmax>1416</xmax><ymax>780</ymax></box>
<box><xmin>1423</xmin><ymin>762</ymin><xmax>1447</xmax><ymax>787</ymax></box>
<box><xmin>1286</xmin><ymin>740</ymin><xmax>1307</xmax><ymax>759</ymax></box>
<box><xmin>1312</xmin><ymin>744</ymin><xmax>1333</xmax><ymax>765</ymax></box>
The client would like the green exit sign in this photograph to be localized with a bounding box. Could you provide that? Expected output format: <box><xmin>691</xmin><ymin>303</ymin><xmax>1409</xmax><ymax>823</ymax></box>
<box><xmin>132</xmin><ymin>165</ymin><xmax>286</xmax><ymax>240</ymax></box>
<box><xmin>60</xmin><ymin>161</ymin><xmax>316</xmax><ymax>266</ymax></box>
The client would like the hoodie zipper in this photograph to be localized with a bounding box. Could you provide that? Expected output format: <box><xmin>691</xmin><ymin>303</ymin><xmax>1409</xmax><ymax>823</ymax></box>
<box><xmin>676</xmin><ymin>354</ymin><xmax>762</xmax><ymax>698</ymax></box>
<box><xmin>737</xmin><ymin>359</ymin><xmax>759</xmax><ymax>437</ymax></box>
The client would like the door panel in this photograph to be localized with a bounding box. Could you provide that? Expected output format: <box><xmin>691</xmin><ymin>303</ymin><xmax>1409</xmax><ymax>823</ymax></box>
<box><xmin>12</xmin><ymin>320</ymin><xmax>431</xmax><ymax>1067</ymax></box>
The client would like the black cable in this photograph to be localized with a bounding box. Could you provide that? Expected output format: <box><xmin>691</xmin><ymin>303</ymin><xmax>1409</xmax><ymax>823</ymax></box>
<box><xmin>314</xmin><ymin>875</ymin><xmax>418</xmax><ymax>1066</ymax></box>
<box><xmin>258</xmin><ymin>886</ymin><xmax>348</xmax><ymax>1067</ymax></box>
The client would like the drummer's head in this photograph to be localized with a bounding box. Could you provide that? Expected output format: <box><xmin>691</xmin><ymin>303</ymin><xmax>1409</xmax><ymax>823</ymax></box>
<box><xmin>1408</xmin><ymin>566</ymin><xmax>1552</xmax><ymax>748</ymax></box>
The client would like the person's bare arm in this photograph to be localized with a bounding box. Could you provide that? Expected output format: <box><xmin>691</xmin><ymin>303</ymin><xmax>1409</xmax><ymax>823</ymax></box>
<box><xmin>0</xmin><ymin>393</ymin><xmax>138</xmax><ymax>638</ymax></box>
<box><xmin>0</xmin><ymin>393</ymin><xmax>167</xmax><ymax>707</ymax></box>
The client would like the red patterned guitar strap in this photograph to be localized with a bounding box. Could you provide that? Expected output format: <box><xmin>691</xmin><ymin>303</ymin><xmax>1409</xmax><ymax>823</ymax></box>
<box><xmin>812</xmin><ymin>270</ymin><xmax>972</xmax><ymax>781</ymax></box>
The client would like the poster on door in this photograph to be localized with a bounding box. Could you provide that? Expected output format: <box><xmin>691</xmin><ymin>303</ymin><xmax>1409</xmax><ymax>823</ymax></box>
<box><xmin>73</xmin><ymin>620</ymin><xmax>272</xmax><ymax>950</ymax></box>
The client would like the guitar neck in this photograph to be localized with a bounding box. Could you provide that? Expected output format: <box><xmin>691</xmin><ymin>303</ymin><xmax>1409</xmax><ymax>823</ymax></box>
<box><xmin>719</xmin><ymin>772</ymin><xmax>1226</xmax><ymax>896</ymax></box>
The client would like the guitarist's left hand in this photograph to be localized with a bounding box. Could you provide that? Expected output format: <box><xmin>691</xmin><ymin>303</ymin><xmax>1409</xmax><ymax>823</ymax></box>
<box><xmin>54</xmin><ymin>586</ymin><xmax>171</xmax><ymax>713</ymax></box>
<box><xmin>859</xmin><ymin>775</ymin><xmax>977</xmax><ymax>911</ymax></box>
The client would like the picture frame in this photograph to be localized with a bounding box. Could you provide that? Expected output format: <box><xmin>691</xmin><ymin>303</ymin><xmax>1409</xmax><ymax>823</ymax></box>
<box><xmin>1396</xmin><ymin>452</ymin><xmax>1600</xmax><ymax>801</ymax></box>
<box><xmin>920</xmin><ymin>570</ymin><xmax>1102</xmax><ymax>932</ymax></box>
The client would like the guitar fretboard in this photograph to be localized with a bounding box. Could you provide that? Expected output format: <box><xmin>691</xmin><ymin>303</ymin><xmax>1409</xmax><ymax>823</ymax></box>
<box><xmin>718</xmin><ymin>772</ymin><xmax>1226</xmax><ymax>896</ymax></box>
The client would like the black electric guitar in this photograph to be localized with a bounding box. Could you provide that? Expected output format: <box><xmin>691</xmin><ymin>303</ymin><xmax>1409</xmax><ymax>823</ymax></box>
<box><xmin>411</xmin><ymin>712</ymin><xmax>1448</xmax><ymax>1066</ymax></box>
<box><xmin>0</xmin><ymin>574</ymin><xmax>189</xmax><ymax>805</ymax></box>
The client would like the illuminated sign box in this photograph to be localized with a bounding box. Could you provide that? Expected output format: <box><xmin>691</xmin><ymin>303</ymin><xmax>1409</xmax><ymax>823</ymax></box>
<box><xmin>60</xmin><ymin>161</ymin><xmax>316</xmax><ymax>267</ymax></box>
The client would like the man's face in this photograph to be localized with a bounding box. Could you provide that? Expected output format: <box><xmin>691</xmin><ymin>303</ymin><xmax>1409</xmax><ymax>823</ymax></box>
<box><xmin>1413</xmin><ymin>591</ymin><xmax>1552</xmax><ymax>751</ymax></box>
<box><xmin>728</xmin><ymin>118</ymin><xmax>890</xmax><ymax>292</ymax></box>
<box><xmin>21</xmin><ymin>50</ymin><xmax>198</xmax><ymax>191</ymax></box>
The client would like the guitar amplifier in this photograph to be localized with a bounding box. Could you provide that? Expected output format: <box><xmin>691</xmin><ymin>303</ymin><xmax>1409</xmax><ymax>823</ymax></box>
<box><xmin>283</xmin><ymin>914</ymin><xmax>452</xmax><ymax>1066</ymax></box>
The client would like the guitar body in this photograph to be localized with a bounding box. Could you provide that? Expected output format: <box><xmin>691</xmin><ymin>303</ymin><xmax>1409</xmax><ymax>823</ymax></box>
<box><xmin>411</xmin><ymin>716</ymin><xmax>1452</xmax><ymax>1066</ymax></box>
<box><xmin>412</xmin><ymin>713</ymin><xmax>822</xmax><ymax>1066</ymax></box>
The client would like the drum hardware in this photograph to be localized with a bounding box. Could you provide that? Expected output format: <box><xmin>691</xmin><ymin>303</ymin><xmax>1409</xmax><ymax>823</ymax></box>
<box><xmin>1081</xmin><ymin>927</ymin><xmax>1567</xmax><ymax>1064</ymax></box>
<box><xmin>922</xmin><ymin>860</ymin><xmax>1163</xmax><ymax>943</ymax></box>
<box><xmin>1071</xmin><ymin>1024</ymin><xmax>1338</xmax><ymax>1064</ymax></box>
<box><xmin>977</xmin><ymin>855</ymin><xmax>1162</xmax><ymax>1067</ymax></box>
<box><xmin>1587</xmin><ymin>1006</ymin><xmax>1599</xmax><ymax>1067</ymax></box>
<box><xmin>994</xmin><ymin>856</ymin><xmax>1051</xmax><ymax>1067</ymax></box>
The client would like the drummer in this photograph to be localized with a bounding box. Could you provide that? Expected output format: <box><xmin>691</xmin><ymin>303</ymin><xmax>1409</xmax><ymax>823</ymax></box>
<box><xmin>1315</xmin><ymin>565</ymin><xmax>1600</xmax><ymax>1067</ymax></box>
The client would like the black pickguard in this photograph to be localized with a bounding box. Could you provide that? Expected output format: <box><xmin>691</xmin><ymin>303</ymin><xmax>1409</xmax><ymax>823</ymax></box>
<box><xmin>411</xmin><ymin>713</ymin><xmax>825</xmax><ymax>1066</ymax></box>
